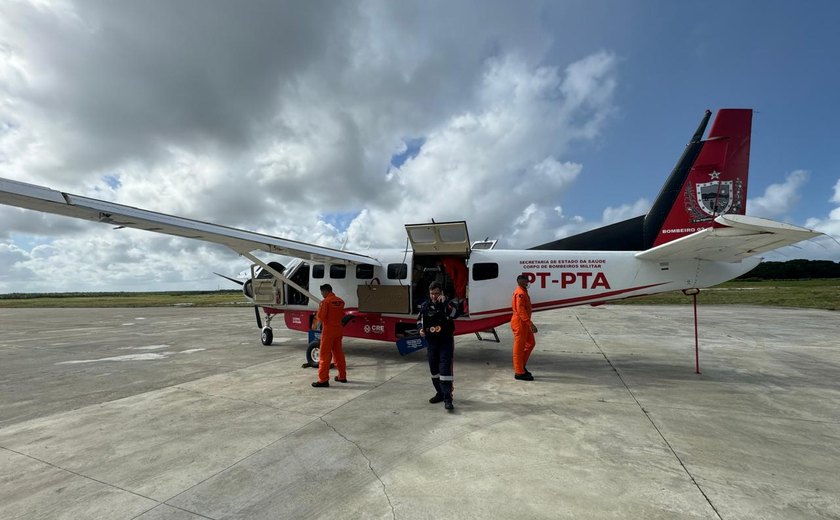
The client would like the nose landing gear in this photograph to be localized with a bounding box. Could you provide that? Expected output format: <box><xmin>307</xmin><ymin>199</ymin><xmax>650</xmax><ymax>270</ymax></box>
<box><xmin>261</xmin><ymin>327</ymin><xmax>273</xmax><ymax>346</ymax></box>
<box><xmin>257</xmin><ymin>307</ymin><xmax>274</xmax><ymax>346</ymax></box>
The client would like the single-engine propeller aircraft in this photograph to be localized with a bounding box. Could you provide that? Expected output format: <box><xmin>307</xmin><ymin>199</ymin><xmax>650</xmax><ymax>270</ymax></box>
<box><xmin>0</xmin><ymin>109</ymin><xmax>823</xmax><ymax>367</ymax></box>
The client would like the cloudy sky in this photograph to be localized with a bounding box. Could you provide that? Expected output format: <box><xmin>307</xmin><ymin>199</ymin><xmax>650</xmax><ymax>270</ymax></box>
<box><xmin>1</xmin><ymin>0</ymin><xmax>839</xmax><ymax>292</ymax></box>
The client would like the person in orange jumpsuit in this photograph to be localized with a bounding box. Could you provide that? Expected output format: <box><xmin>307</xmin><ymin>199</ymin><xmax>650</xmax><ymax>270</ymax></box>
<box><xmin>511</xmin><ymin>274</ymin><xmax>537</xmax><ymax>381</ymax></box>
<box><xmin>440</xmin><ymin>256</ymin><xmax>468</xmax><ymax>299</ymax></box>
<box><xmin>311</xmin><ymin>283</ymin><xmax>347</xmax><ymax>387</ymax></box>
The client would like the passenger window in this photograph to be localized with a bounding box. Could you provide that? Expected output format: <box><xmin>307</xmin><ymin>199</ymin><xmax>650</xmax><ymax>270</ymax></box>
<box><xmin>356</xmin><ymin>264</ymin><xmax>375</xmax><ymax>279</ymax></box>
<box><xmin>472</xmin><ymin>263</ymin><xmax>499</xmax><ymax>281</ymax></box>
<box><xmin>312</xmin><ymin>264</ymin><xmax>325</xmax><ymax>279</ymax></box>
<box><xmin>330</xmin><ymin>264</ymin><xmax>346</xmax><ymax>279</ymax></box>
<box><xmin>387</xmin><ymin>263</ymin><xmax>408</xmax><ymax>279</ymax></box>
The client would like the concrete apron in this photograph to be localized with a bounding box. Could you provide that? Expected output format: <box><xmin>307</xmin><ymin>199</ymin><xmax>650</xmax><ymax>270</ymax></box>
<box><xmin>0</xmin><ymin>305</ymin><xmax>838</xmax><ymax>519</ymax></box>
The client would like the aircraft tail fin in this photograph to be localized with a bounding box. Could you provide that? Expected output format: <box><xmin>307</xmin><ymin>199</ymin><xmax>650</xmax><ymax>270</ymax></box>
<box><xmin>529</xmin><ymin>109</ymin><xmax>753</xmax><ymax>252</ymax></box>
<box><xmin>644</xmin><ymin>108</ymin><xmax>752</xmax><ymax>248</ymax></box>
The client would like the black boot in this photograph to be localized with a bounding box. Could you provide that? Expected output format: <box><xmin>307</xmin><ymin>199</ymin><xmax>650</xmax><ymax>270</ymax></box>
<box><xmin>444</xmin><ymin>399</ymin><xmax>454</xmax><ymax>411</ymax></box>
<box><xmin>429</xmin><ymin>377</ymin><xmax>444</xmax><ymax>403</ymax></box>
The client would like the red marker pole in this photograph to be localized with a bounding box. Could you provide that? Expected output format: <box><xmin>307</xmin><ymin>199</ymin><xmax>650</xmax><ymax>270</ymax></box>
<box><xmin>682</xmin><ymin>288</ymin><xmax>701</xmax><ymax>374</ymax></box>
<box><xmin>693</xmin><ymin>292</ymin><xmax>700</xmax><ymax>374</ymax></box>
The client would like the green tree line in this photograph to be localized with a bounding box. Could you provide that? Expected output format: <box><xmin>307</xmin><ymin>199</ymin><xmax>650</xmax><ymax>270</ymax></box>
<box><xmin>0</xmin><ymin>290</ymin><xmax>240</xmax><ymax>300</ymax></box>
<box><xmin>739</xmin><ymin>259</ymin><xmax>840</xmax><ymax>280</ymax></box>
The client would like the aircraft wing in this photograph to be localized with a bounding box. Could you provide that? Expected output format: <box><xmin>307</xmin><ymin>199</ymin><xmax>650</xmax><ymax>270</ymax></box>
<box><xmin>0</xmin><ymin>177</ymin><xmax>381</xmax><ymax>266</ymax></box>
<box><xmin>635</xmin><ymin>214</ymin><xmax>823</xmax><ymax>262</ymax></box>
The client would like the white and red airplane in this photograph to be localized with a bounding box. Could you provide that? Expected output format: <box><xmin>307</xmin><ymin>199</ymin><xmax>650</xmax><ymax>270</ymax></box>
<box><xmin>0</xmin><ymin>108</ymin><xmax>823</xmax><ymax>367</ymax></box>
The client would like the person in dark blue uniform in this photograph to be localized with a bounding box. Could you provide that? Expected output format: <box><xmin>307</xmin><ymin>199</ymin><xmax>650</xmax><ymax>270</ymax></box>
<box><xmin>417</xmin><ymin>281</ymin><xmax>462</xmax><ymax>411</ymax></box>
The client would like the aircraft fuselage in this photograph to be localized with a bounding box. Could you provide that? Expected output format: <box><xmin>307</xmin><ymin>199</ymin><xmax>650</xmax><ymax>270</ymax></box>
<box><xmin>264</xmin><ymin>247</ymin><xmax>760</xmax><ymax>342</ymax></box>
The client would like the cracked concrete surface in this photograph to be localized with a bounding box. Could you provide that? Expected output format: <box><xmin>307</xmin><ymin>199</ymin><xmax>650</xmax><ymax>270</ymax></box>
<box><xmin>319</xmin><ymin>416</ymin><xmax>396</xmax><ymax>520</ymax></box>
<box><xmin>0</xmin><ymin>305</ymin><xmax>838</xmax><ymax>519</ymax></box>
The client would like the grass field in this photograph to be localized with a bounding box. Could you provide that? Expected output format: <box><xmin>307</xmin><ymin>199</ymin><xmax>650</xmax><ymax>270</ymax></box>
<box><xmin>0</xmin><ymin>291</ymin><xmax>245</xmax><ymax>308</ymax></box>
<box><xmin>615</xmin><ymin>278</ymin><xmax>839</xmax><ymax>311</ymax></box>
<box><xmin>0</xmin><ymin>280</ymin><xmax>837</xmax><ymax>310</ymax></box>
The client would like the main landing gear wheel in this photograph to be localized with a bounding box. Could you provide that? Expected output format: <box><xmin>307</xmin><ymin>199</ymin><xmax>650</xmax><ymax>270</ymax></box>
<box><xmin>306</xmin><ymin>340</ymin><xmax>320</xmax><ymax>368</ymax></box>
<box><xmin>304</xmin><ymin>341</ymin><xmax>336</xmax><ymax>369</ymax></box>
<box><xmin>261</xmin><ymin>327</ymin><xmax>273</xmax><ymax>346</ymax></box>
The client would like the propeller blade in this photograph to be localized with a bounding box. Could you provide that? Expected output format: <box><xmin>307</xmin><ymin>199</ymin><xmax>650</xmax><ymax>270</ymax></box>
<box><xmin>213</xmin><ymin>272</ymin><xmax>245</xmax><ymax>286</ymax></box>
<box><xmin>254</xmin><ymin>306</ymin><xmax>263</xmax><ymax>329</ymax></box>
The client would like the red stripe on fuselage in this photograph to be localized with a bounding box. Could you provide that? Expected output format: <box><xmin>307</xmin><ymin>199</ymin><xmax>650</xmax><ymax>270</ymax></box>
<box><xmin>469</xmin><ymin>282</ymin><xmax>669</xmax><ymax>316</ymax></box>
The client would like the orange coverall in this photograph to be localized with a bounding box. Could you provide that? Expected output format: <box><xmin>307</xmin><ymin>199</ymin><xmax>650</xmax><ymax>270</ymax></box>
<box><xmin>441</xmin><ymin>257</ymin><xmax>467</xmax><ymax>299</ymax></box>
<box><xmin>314</xmin><ymin>292</ymin><xmax>346</xmax><ymax>383</ymax></box>
<box><xmin>510</xmin><ymin>285</ymin><xmax>535</xmax><ymax>374</ymax></box>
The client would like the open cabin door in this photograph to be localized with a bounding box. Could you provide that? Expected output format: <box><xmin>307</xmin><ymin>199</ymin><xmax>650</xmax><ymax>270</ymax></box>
<box><xmin>405</xmin><ymin>221</ymin><xmax>471</xmax><ymax>309</ymax></box>
<box><xmin>249</xmin><ymin>259</ymin><xmax>311</xmax><ymax>307</ymax></box>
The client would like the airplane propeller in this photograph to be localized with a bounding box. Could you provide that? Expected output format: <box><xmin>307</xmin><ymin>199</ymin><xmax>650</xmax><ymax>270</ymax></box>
<box><xmin>213</xmin><ymin>272</ymin><xmax>244</xmax><ymax>286</ymax></box>
<box><xmin>214</xmin><ymin>272</ymin><xmax>261</xmax><ymax>327</ymax></box>
<box><xmin>254</xmin><ymin>305</ymin><xmax>263</xmax><ymax>329</ymax></box>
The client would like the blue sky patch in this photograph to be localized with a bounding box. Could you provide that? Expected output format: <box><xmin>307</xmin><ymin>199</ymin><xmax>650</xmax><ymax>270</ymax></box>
<box><xmin>10</xmin><ymin>233</ymin><xmax>55</xmax><ymax>251</ymax></box>
<box><xmin>390</xmin><ymin>137</ymin><xmax>425</xmax><ymax>169</ymax></box>
<box><xmin>321</xmin><ymin>210</ymin><xmax>361</xmax><ymax>232</ymax></box>
<box><xmin>102</xmin><ymin>175</ymin><xmax>122</xmax><ymax>189</ymax></box>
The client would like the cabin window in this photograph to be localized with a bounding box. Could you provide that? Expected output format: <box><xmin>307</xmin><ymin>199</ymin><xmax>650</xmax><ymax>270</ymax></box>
<box><xmin>312</xmin><ymin>264</ymin><xmax>325</xmax><ymax>279</ymax></box>
<box><xmin>472</xmin><ymin>263</ymin><xmax>499</xmax><ymax>281</ymax></box>
<box><xmin>329</xmin><ymin>264</ymin><xmax>346</xmax><ymax>279</ymax></box>
<box><xmin>387</xmin><ymin>263</ymin><xmax>408</xmax><ymax>279</ymax></box>
<box><xmin>356</xmin><ymin>264</ymin><xmax>375</xmax><ymax>279</ymax></box>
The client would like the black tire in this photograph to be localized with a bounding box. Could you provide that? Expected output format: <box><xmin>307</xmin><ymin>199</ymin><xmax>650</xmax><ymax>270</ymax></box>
<box><xmin>306</xmin><ymin>340</ymin><xmax>320</xmax><ymax>368</ymax></box>
<box><xmin>261</xmin><ymin>327</ymin><xmax>273</xmax><ymax>346</ymax></box>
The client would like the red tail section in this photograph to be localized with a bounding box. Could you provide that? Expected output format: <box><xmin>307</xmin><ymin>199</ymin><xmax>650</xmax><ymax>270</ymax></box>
<box><xmin>651</xmin><ymin>109</ymin><xmax>752</xmax><ymax>247</ymax></box>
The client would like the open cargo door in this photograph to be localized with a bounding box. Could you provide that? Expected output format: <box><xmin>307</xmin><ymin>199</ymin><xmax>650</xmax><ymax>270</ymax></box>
<box><xmin>406</xmin><ymin>221</ymin><xmax>471</xmax><ymax>305</ymax></box>
<box><xmin>405</xmin><ymin>221</ymin><xmax>471</xmax><ymax>256</ymax></box>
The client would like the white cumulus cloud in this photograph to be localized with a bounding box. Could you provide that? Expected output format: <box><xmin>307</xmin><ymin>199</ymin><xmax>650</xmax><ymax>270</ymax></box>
<box><xmin>0</xmin><ymin>2</ymin><xmax>621</xmax><ymax>291</ymax></box>
<box><xmin>747</xmin><ymin>169</ymin><xmax>808</xmax><ymax>218</ymax></box>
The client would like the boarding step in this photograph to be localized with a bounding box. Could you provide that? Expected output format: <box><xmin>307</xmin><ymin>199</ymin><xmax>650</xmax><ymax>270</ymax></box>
<box><xmin>474</xmin><ymin>328</ymin><xmax>500</xmax><ymax>343</ymax></box>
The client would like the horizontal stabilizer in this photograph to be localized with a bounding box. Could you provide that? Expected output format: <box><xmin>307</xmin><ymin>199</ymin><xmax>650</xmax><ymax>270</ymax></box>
<box><xmin>635</xmin><ymin>214</ymin><xmax>823</xmax><ymax>262</ymax></box>
<box><xmin>0</xmin><ymin>177</ymin><xmax>380</xmax><ymax>266</ymax></box>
